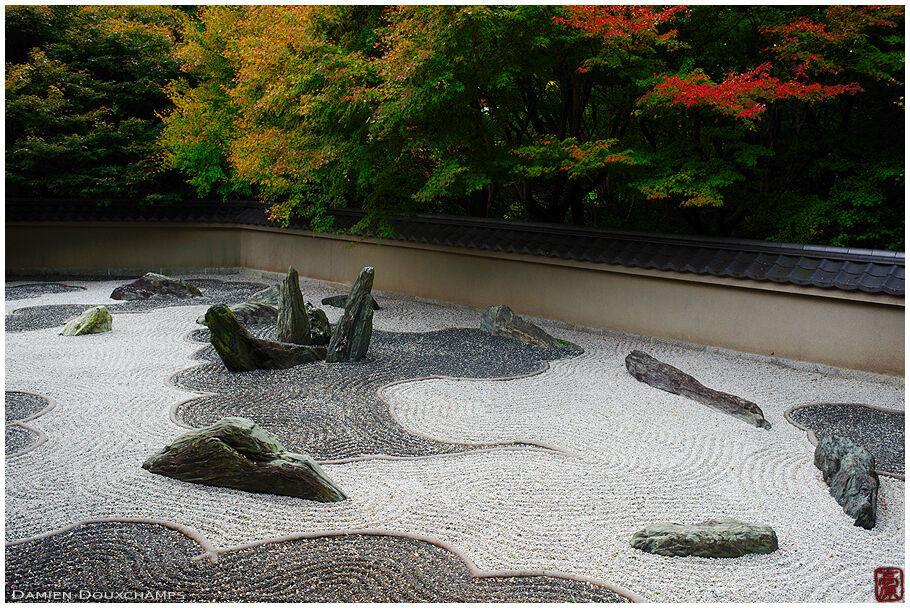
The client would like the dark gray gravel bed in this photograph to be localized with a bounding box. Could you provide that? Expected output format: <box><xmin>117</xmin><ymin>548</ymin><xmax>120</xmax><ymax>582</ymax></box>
<box><xmin>788</xmin><ymin>403</ymin><xmax>904</xmax><ymax>477</ymax></box>
<box><xmin>175</xmin><ymin>326</ymin><xmax>579</xmax><ymax>460</ymax></box>
<box><xmin>5</xmin><ymin>425</ymin><xmax>37</xmax><ymax>456</ymax></box>
<box><xmin>5</xmin><ymin>522</ymin><xmax>626</xmax><ymax>602</ymax></box>
<box><xmin>6</xmin><ymin>283</ymin><xmax>85</xmax><ymax>301</ymax></box>
<box><xmin>6</xmin><ymin>391</ymin><xmax>51</xmax><ymax>424</ymax></box>
<box><xmin>5</xmin><ymin>278</ymin><xmax>269</xmax><ymax>333</ymax></box>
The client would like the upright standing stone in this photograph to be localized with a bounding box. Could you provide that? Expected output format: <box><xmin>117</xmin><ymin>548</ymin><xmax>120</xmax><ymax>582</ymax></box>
<box><xmin>814</xmin><ymin>434</ymin><xmax>879</xmax><ymax>529</ymax></box>
<box><xmin>59</xmin><ymin>306</ymin><xmax>113</xmax><ymax>336</ymax></box>
<box><xmin>326</xmin><ymin>267</ymin><xmax>374</xmax><ymax>363</ymax></box>
<box><xmin>277</xmin><ymin>266</ymin><xmax>310</xmax><ymax>345</ymax></box>
<box><xmin>624</xmin><ymin>350</ymin><xmax>771</xmax><ymax>429</ymax></box>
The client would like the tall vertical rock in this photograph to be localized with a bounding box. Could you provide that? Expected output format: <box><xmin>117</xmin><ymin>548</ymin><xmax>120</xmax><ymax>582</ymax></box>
<box><xmin>814</xmin><ymin>434</ymin><xmax>879</xmax><ymax>529</ymax></box>
<box><xmin>277</xmin><ymin>266</ymin><xmax>310</xmax><ymax>345</ymax></box>
<box><xmin>326</xmin><ymin>266</ymin><xmax>374</xmax><ymax>363</ymax></box>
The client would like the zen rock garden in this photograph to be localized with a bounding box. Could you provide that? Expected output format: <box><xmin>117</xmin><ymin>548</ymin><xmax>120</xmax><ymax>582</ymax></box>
<box><xmin>5</xmin><ymin>267</ymin><xmax>904</xmax><ymax>602</ymax></box>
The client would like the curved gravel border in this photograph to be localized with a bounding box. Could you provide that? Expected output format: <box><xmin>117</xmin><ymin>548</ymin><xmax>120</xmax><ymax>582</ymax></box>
<box><xmin>6</xmin><ymin>521</ymin><xmax>633</xmax><ymax>602</ymax></box>
<box><xmin>172</xmin><ymin>326</ymin><xmax>579</xmax><ymax>460</ymax></box>
<box><xmin>5</xmin><ymin>272</ymin><xmax>904</xmax><ymax>603</ymax></box>
<box><xmin>5</xmin><ymin>391</ymin><xmax>57</xmax><ymax>459</ymax></box>
<box><xmin>5</xmin><ymin>278</ymin><xmax>269</xmax><ymax>333</ymax></box>
<box><xmin>784</xmin><ymin>403</ymin><xmax>904</xmax><ymax>480</ymax></box>
<box><xmin>6</xmin><ymin>282</ymin><xmax>85</xmax><ymax>301</ymax></box>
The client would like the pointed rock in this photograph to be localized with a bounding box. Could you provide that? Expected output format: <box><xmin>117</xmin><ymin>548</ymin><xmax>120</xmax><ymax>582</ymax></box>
<box><xmin>814</xmin><ymin>434</ymin><xmax>879</xmax><ymax>529</ymax></box>
<box><xmin>60</xmin><ymin>306</ymin><xmax>112</xmax><ymax>336</ymax></box>
<box><xmin>196</xmin><ymin>302</ymin><xmax>277</xmax><ymax>326</ymax></box>
<box><xmin>625</xmin><ymin>350</ymin><xmax>771</xmax><ymax>429</ymax></box>
<box><xmin>631</xmin><ymin>519</ymin><xmax>778</xmax><ymax>557</ymax></box>
<box><xmin>203</xmin><ymin>304</ymin><xmax>324</xmax><ymax>371</ymax></box>
<box><xmin>142</xmin><ymin>417</ymin><xmax>346</xmax><ymax>502</ymax></box>
<box><xmin>326</xmin><ymin>266</ymin><xmax>374</xmax><ymax>363</ymax></box>
<box><xmin>322</xmin><ymin>294</ymin><xmax>380</xmax><ymax>310</ymax></box>
<box><xmin>306</xmin><ymin>302</ymin><xmax>331</xmax><ymax>345</ymax></box>
<box><xmin>277</xmin><ymin>267</ymin><xmax>311</xmax><ymax>345</ymax></box>
<box><xmin>480</xmin><ymin>305</ymin><xmax>560</xmax><ymax>348</ymax></box>
<box><xmin>110</xmin><ymin>272</ymin><xmax>202</xmax><ymax>300</ymax></box>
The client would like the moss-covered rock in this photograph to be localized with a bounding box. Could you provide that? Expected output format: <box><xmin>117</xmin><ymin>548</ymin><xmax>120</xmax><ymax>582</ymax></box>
<box><xmin>306</xmin><ymin>302</ymin><xmax>331</xmax><ymax>345</ymax></box>
<box><xmin>110</xmin><ymin>272</ymin><xmax>202</xmax><ymax>300</ymax></box>
<box><xmin>203</xmin><ymin>304</ymin><xmax>325</xmax><ymax>371</ymax></box>
<box><xmin>59</xmin><ymin>306</ymin><xmax>112</xmax><ymax>336</ymax></box>
<box><xmin>196</xmin><ymin>302</ymin><xmax>277</xmax><ymax>326</ymax></box>
<box><xmin>277</xmin><ymin>266</ymin><xmax>311</xmax><ymax>345</ymax></box>
<box><xmin>815</xmin><ymin>434</ymin><xmax>879</xmax><ymax>529</ymax></box>
<box><xmin>631</xmin><ymin>519</ymin><xmax>778</xmax><ymax>557</ymax></box>
<box><xmin>142</xmin><ymin>417</ymin><xmax>346</xmax><ymax>502</ymax></box>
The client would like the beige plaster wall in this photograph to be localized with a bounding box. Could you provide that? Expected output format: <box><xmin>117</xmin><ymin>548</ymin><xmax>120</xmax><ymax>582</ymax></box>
<box><xmin>7</xmin><ymin>222</ymin><xmax>904</xmax><ymax>375</ymax></box>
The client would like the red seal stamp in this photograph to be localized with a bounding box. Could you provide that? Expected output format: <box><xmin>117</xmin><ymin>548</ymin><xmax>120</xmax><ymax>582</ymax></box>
<box><xmin>875</xmin><ymin>567</ymin><xmax>903</xmax><ymax>602</ymax></box>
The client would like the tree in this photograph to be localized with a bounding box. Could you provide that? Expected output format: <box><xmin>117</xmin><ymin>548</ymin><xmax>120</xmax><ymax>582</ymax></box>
<box><xmin>6</xmin><ymin>5</ymin><xmax>188</xmax><ymax>200</ymax></box>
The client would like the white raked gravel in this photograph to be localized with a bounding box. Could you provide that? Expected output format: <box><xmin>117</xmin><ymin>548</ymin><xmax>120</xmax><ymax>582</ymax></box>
<box><xmin>6</xmin><ymin>273</ymin><xmax>905</xmax><ymax>602</ymax></box>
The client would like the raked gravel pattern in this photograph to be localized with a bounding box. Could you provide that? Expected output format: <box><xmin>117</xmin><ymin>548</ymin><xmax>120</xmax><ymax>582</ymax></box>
<box><xmin>6</xmin><ymin>522</ymin><xmax>625</xmax><ymax>602</ymax></box>
<box><xmin>5</xmin><ymin>273</ymin><xmax>905</xmax><ymax>602</ymax></box>
<box><xmin>787</xmin><ymin>403</ymin><xmax>904</xmax><ymax>477</ymax></box>
<box><xmin>176</xmin><ymin>325</ymin><xmax>576</xmax><ymax>459</ymax></box>
<box><xmin>6</xmin><ymin>282</ymin><xmax>85</xmax><ymax>301</ymax></box>
<box><xmin>6</xmin><ymin>391</ymin><xmax>54</xmax><ymax>457</ymax></box>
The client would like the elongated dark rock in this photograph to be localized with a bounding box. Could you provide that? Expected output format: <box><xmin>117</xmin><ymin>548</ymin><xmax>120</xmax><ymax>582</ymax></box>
<box><xmin>110</xmin><ymin>272</ymin><xmax>202</xmax><ymax>300</ymax></box>
<box><xmin>142</xmin><ymin>417</ymin><xmax>346</xmax><ymax>501</ymax></box>
<box><xmin>322</xmin><ymin>294</ymin><xmax>380</xmax><ymax>310</ymax></box>
<box><xmin>277</xmin><ymin>267</ymin><xmax>311</xmax><ymax>345</ymax></box>
<box><xmin>624</xmin><ymin>350</ymin><xmax>771</xmax><ymax>429</ymax></box>
<box><xmin>631</xmin><ymin>519</ymin><xmax>778</xmax><ymax>557</ymax></box>
<box><xmin>196</xmin><ymin>302</ymin><xmax>277</xmax><ymax>326</ymax></box>
<box><xmin>326</xmin><ymin>267</ymin><xmax>374</xmax><ymax>363</ymax></box>
<box><xmin>814</xmin><ymin>434</ymin><xmax>879</xmax><ymax>529</ymax></box>
<box><xmin>480</xmin><ymin>305</ymin><xmax>560</xmax><ymax>348</ymax></box>
<box><xmin>203</xmin><ymin>305</ymin><xmax>325</xmax><ymax>371</ymax></box>
<box><xmin>306</xmin><ymin>302</ymin><xmax>331</xmax><ymax>345</ymax></box>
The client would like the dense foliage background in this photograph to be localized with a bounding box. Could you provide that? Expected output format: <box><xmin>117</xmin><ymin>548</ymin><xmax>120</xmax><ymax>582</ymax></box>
<box><xmin>6</xmin><ymin>5</ymin><xmax>905</xmax><ymax>249</ymax></box>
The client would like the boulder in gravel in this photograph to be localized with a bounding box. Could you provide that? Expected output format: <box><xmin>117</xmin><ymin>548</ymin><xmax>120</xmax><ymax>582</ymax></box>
<box><xmin>630</xmin><ymin>519</ymin><xmax>778</xmax><ymax>557</ymax></box>
<box><xmin>322</xmin><ymin>294</ymin><xmax>380</xmax><ymax>310</ymax></box>
<box><xmin>326</xmin><ymin>266</ymin><xmax>374</xmax><ymax>363</ymax></box>
<box><xmin>480</xmin><ymin>305</ymin><xmax>560</xmax><ymax>349</ymax></box>
<box><xmin>814</xmin><ymin>434</ymin><xmax>879</xmax><ymax>529</ymax></box>
<box><xmin>110</xmin><ymin>272</ymin><xmax>202</xmax><ymax>301</ymax></box>
<box><xmin>203</xmin><ymin>304</ymin><xmax>325</xmax><ymax>371</ymax></box>
<box><xmin>251</xmin><ymin>284</ymin><xmax>279</xmax><ymax>307</ymax></box>
<box><xmin>142</xmin><ymin>417</ymin><xmax>346</xmax><ymax>502</ymax></box>
<box><xmin>196</xmin><ymin>302</ymin><xmax>278</xmax><ymax>326</ymax></box>
<box><xmin>625</xmin><ymin>350</ymin><xmax>771</xmax><ymax>429</ymax></box>
<box><xmin>59</xmin><ymin>306</ymin><xmax>112</xmax><ymax>336</ymax></box>
<box><xmin>306</xmin><ymin>302</ymin><xmax>331</xmax><ymax>345</ymax></box>
<box><xmin>277</xmin><ymin>266</ymin><xmax>311</xmax><ymax>345</ymax></box>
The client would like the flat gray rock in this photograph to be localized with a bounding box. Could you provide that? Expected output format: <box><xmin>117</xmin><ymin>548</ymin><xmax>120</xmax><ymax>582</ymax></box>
<box><xmin>631</xmin><ymin>519</ymin><xmax>778</xmax><ymax>557</ymax></box>
<box><xmin>480</xmin><ymin>305</ymin><xmax>560</xmax><ymax>349</ymax></box>
<box><xmin>203</xmin><ymin>305</ymin><xmax>325</xmax><ymax>371</ymax></box>
<box><xmin>110</xmin><ymin>272</ymin><xmax>202</xmax><ymax>301</ymax></box>
<box><xmin>625</xmin><ymin>350</ymin><xmax>771</xmax><ymax>429</ymax></box>
<box><xmin>142</xmin><ymin>417</ymin><xmax>346</xmax><ymax>502</ymax></box>
<box><xmin>814</xmin><ymin>434</ymin><xmax>879</xmax><ymax>529</ymax></box>
<box><xmin>251</xmin><ymin>285</ymin><xmax>279</xmax><ymax>307</ymax></box>
<box><xmin>59</xmin><ymin>306</ymin><xmax>112</xmax><ymax>336</ymax></box>
<box><xmin>322</xmin><ymin>294</ymin><xmax>380</xmax><ymax>310</ymax></box>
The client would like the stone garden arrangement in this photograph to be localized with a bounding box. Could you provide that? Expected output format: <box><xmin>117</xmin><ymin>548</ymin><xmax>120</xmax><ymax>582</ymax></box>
<box><xmin>5</xmin><ymin>269</ymin><xmax>905</xmax><ymax>602</ymax></box>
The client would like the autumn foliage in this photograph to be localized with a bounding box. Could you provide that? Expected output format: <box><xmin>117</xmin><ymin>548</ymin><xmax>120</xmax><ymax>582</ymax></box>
<box><xmin>6</xmin><ymin>5</ymin><xmax>904</xmax><ymax>249</ymax></box>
